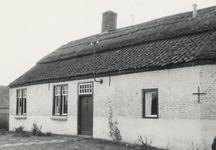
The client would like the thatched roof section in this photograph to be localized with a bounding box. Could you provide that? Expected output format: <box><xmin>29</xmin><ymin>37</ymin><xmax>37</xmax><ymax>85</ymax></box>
<box><xmin>9</xmin><ymin>6</ymin><xmax>216</xmax><ymax>88</ymax></box>
<box><xmin>38</xmin><ymin>6</ymin><xmax>216</xmax><ymax>64</ymax></box>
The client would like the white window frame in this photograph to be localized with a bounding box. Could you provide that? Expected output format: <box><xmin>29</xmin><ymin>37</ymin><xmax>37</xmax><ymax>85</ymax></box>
<box><xmin>17</xmin><ymin>89</ymin><xmax>27</xmax><ymax>115</ymax></box>
<box><xmin>79</xmin><ymin>83</ymin><xmax>92</xmax><ymax>95</ymax></box>
<box><xmin>62</xmin><ymin>86</ymin><xmax>68</xmax><ymax>115</ymax></box>
<box><xmin>22</xmin><ymin>91</ymin><xmax>27</xmax><ymax>115</ymax></box>
<box><xmin>142</xmin><ymin>89</ymin><xmax>158</xmax><ymax>119</ymax></box>
<box><xmin>53</xmin><ymin>85</ymin><xmax>68</xmax><ymax>116</ymax></box>
<box><xmin>18</xmin><ymin>91</ymin><xmax>22</xmax><ymax>115</ymax></box>
<box><xmin>54</xmin><ymin>86</ymin><xmax>61</xmax><ymax>115</ymax></box>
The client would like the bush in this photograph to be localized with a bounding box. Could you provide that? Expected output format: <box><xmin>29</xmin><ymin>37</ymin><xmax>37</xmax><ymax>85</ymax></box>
<box><xmin>15</xmin><ymin>125</ymin><xmax>25</xmax><ymax>133</ymax></box>
<box><xmin>13</xmin><ymin>125</ymin><xmax>30</xmax><ymax>137</ymax></box>
<box><xmin>31</xmin><ymin>120</ymin><xmax>52</xmax><ymax>136</ymax></box>
<box><xmin>32</xmin><ymin>120</ymin><xmax>43</xmax><ymax>136</ymax></box>
<box><xmin>212</xmin><ymin>137</ymin><xmax>216</xmax><ymax>150</ymax></box>
<box><xmin>46</xmin><ymin>132</ymin><xmax>53</xmax><ymax>136</ymax></box>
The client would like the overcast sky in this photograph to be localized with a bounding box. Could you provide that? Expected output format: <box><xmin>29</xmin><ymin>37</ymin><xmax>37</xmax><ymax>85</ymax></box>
<box><xmin>0</xmin><ymin>0</ymin><xmax>216</xmax><ymax>86</ymax></box>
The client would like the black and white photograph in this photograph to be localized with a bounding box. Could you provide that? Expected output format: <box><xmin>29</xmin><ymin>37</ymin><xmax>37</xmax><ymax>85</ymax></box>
<box><xmin>0</xmin><ymin>0</ymin><xmax>216</xmax><ymax>149</ymax></box>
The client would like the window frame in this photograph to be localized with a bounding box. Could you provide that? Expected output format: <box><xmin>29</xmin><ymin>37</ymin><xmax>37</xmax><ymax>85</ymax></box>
<box><xmin>53</xmin><ymin>84</ymin><xmax>68</xmax><ymax>116</ymax></box>
<box><xmin>142</xmin><ymin>89</ymin><xmax>159</xmax><ymax>119</ymax></box>
<box><xmin>16</xmin><ymin>89</ymin><xmax>27</xmax><ymax>115</ymax></box>
<box><xmin>78</xmin><ymin>82</ymin><xmax>93</xmax><ymax>95</ymax></box>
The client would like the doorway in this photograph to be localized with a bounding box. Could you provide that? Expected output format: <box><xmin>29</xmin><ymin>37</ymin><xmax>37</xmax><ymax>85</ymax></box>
<box><xmin>78</xmin><ymin>95</ymin><xmax>93</xmax><ymax>136</ymax></box>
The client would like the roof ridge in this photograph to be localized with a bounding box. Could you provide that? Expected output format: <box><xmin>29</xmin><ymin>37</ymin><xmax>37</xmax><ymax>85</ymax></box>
<box><xmin>37</xmin><ymin>5</ymin><xmax>216</xmax><ymax>64</ymax></box>
<box><xmin>63</xmin><ymin>5</ymin><xmax>216</xmax><ymax>48</ymax></box>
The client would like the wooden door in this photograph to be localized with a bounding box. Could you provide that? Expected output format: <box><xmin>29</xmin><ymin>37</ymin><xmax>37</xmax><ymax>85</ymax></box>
<box><xmin>78</xmin><ymin>96</ymin><xmax>93</xmax><ymax>136</ymax></box>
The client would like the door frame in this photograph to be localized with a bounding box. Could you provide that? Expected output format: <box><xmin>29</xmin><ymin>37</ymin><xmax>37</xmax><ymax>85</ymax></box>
<box><xmin>77</xmin><ymin>81</ymin><xmax>94</xmax><ymax>136</ymax></box>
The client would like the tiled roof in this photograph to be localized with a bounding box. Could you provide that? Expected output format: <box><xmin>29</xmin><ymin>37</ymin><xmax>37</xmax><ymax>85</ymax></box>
<box><xmin>10</xmin><ymin>6</ymin><xmax>216</xmax><ymax>88</ymax></box>
<box><xmin>0</xmin><ymin>86</ymin><xmax>9</xmax><ymax>107</ymax></box>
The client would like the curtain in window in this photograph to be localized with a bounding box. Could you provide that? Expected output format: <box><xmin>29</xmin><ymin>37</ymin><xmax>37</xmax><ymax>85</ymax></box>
<box><xmin>145</xmin><ymin>92</ymin><xmax>152</xmax><ymax>116</ymax></box>
<box><xmin>55</xmin><ymin>96</ymin><xmax>61</xmax><ymax>114</ymax></box>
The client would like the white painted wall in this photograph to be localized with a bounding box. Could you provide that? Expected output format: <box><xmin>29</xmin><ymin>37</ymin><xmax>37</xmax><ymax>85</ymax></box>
<box><xmin>9</xmin><ymin>65</ymin><xmax>216</xmax><ymax>149</ymax></box>
<box><xmin>9</xmin><ymin>82</ymin><xmax>78</xmax><ymax>135</ymax></box>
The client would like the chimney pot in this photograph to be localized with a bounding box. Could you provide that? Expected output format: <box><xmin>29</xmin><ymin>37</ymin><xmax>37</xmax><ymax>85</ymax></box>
<box><xmin>101</xmin><ymin>11</ymin><xmax>117</xmax><ymax>32</ymax></box>
<box><xmin>193</xmin><ymin>4</ymin><xmax>197</xmax><ymax>18</ymax></box>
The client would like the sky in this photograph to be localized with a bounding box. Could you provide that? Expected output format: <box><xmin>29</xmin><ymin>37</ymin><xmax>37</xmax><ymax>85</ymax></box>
<box><xmin>0</xmin><ymin>0</ymin><xmax>216</xmax><ymax>86</ymax></box>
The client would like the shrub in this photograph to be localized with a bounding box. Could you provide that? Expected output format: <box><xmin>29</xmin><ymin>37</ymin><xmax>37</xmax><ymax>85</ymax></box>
<box><xmin>15</xmin><ymin>125</ymin><xmax>25</xmax><ymax>133</ymax></box>
<box><xmin>31</xmin><ymin>120</ymin><xmax>52</xmax><ymax>136</ymax></box>
<box><xmin>136</xmin><ymin>136</ymin><xmax>162</xmax><ymax>150</ymax></box>
<box><xmin>212</xmin><ymin>137</ymin><xmax>216</xmax><ymax>150</ymax></box>
<box><xmin>32</xmin><ymin>120</ymin><xmax>43</xmax><ymax>136</ymax></box>
<box><xmin>46</xmin><ymin>132</ymin><xmax>53</xmax><ymax>136</ymax></box>
<box><xmin>13</xmin><ymin>125</ymin><xmax>30</xmax><ymax>137</ymax></box>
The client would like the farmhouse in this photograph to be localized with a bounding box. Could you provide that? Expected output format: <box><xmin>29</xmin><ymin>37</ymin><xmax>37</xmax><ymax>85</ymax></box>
<box><xmin>9</xmin><ymin>5</ymin><xmax>216</xmax><ymax>149</ymax></box>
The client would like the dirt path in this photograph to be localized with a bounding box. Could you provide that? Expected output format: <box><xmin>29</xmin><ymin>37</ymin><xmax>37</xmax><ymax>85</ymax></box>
<box><xmin>0</xmin><ymin>133</ymin><xmax>144</xmax><ymax>150</ymax></box>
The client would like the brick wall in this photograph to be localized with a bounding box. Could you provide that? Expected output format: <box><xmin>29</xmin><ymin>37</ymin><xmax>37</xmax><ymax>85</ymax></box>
<box><xmin>0</xmin><ymin>86</ymin><xmax>9</xmax><ymax>111</ymax></box>
<box><xmin>10</xmin><ymin>67</ymin><xmax>200</xmax><ymax>119</ymax></box>
<box><xmin>10</xmin><ymin>66</ymin><xmax>202</xmax><ymax>119</ymax></box>
<box><xmin>10</xmin><ymin>65</ymin><xmax>216</xmax><ymax>148</ymax></box>
<box><xmin>0</xmin><ymin>86</ymin><xmax>9</xmax><ymax>131</ymax></box>
<box><xmin>94</xmin><ymin>66</ymin><xmax>201</xmax><ymax>119</ymax></box>
<box><xmin>0</xmin><ymin>109</ymin><xmax>9</xmax><ymax>113</ymax></box>
<box><xmin>200</xmin><ymin>65</ymin><xmax>216</xmax><ymax>119</ymax></box>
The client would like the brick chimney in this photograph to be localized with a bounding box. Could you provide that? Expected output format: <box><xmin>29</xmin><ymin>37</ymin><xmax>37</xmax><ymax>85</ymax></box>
<box><xmin>101</xmin><ymin>11</ymin><xmax>117</xmax><ymax>32</ymax></box>
<box><xmin>192</xmin><ymin>4</ymin><xmax>197</xmax><ymax>18</ymax></box>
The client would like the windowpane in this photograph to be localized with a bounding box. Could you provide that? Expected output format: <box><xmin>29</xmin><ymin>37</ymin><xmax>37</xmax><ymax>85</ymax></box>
<box><xmin>18</xmin><ymin>98</ymin><xmax>22</xmax><ymax>114</ymax></box>
<box><xmin>79</xmin><ymin>83</ymin><xmax>92</xmax><ymax>94</ymax></box>
<box><xmin>55</xmin><ymin>96</ymin><xmax>61</xmax><ymax>115</ymax></box>
<box><xmin>62</xmin><ymin>86</ymin><xmax>68</xmax><ymax>95</ymax></box>
<box><xmin>54</xmin><ymin>85</ymin><xmax>68</xmax><ymax>115</ymax></box>
<box><xmin>62</xmin><ymin>96</ymin><xmax>68</xmax><ymax>114</ymax></box>
<box><xmin>143</xmin><ymin>90</ymin><xmax>158</xmax><ymax>118</ymax></box>
<box><xmin>18</xmin><ymin>91</ymin><xmax>22</xmax><ymax>98</ymax></box>
<box><xmin>17</xmin><ymin>89</ymin><xmax>27</xmax><ymax>115</ymax></box>
<box><xmin>145</xmin><ymin>92</ymin><xmax>152</xmax><ymax>116</ymax></box>
<box><xmin>23</xmin><ymin>98</ymin><xmax>26</xmax><ymax>114</ymax></box>
<box><xmin>55</xmin><ymin>87</ymin><xmax>60</xmax><ymax>96</ymax></box>
<box><xmin>151</xmin><ymin>92</ymin><xmax>158</xmax><ymax>115</ymax></box>
<box><xmin>23</xmin><ymin>90</ymin><xmax>27</xmax><ymax>98</ymax></box>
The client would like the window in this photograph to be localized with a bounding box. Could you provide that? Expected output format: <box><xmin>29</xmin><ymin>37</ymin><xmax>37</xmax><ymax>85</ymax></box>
<box><xmin>53</xmin><ymin>85</ymin><xmax>68</xmax><ymax>115</ymax></box>
<box><xmin>17</xmin><ymin>89</ymin><xmax>27</xmax><ymax>115</ymax></box>
<box><xmin>142</xmin><ymin>89</ymin><xmax>158</xmax><ymax>118</ymax></box>
<box><xmin>79</xmin><ymin>83</ymin><xmax>92</xmax><ymax>94</ymax></box>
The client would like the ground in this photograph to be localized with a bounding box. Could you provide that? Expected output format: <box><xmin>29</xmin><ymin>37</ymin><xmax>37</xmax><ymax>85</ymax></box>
<box><xmin>0</xmin><ymin>132</ymin><xmax>165</xmax><ymax>150</ymax></box>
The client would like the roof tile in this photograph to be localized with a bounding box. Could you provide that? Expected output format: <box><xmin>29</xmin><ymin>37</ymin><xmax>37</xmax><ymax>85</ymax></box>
<box><xmin>9</xmin><ymin>6</ymin><xmax>216</xmax><ymax>87</ymax></box>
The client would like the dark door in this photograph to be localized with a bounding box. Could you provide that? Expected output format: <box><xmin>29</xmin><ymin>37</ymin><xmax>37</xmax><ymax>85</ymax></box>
<box><xmin>78</xmin><ymin>96</ymin><xmax>93</xmax><ymax>136</ymax></box>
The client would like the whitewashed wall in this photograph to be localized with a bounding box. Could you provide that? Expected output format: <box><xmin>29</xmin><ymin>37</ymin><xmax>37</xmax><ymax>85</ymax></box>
<box><xmin>9</xmin><ymin>65</ymin><xmax>216</xmax><ymax>149</ymax></box>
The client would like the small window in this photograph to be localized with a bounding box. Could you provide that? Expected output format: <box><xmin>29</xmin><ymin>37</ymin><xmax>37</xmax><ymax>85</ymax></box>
<box><xmin>17</xmin><ymin>89</ymin><xmax>27</xmax><ymax>115</ymax></box>
<box><xmin>79</xmin><ymin>83</ymin><xmax>92</xmax><ymax>94</ymax></box>
<box><xmin>53</xmin><ymin>85</ymin><xmax>68</xmax><ymax>115</ymax></box>
<box><xmin>142</xmin><ymin>89</ymin><xmax>158</xmax><ymax>118</ymax></box>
